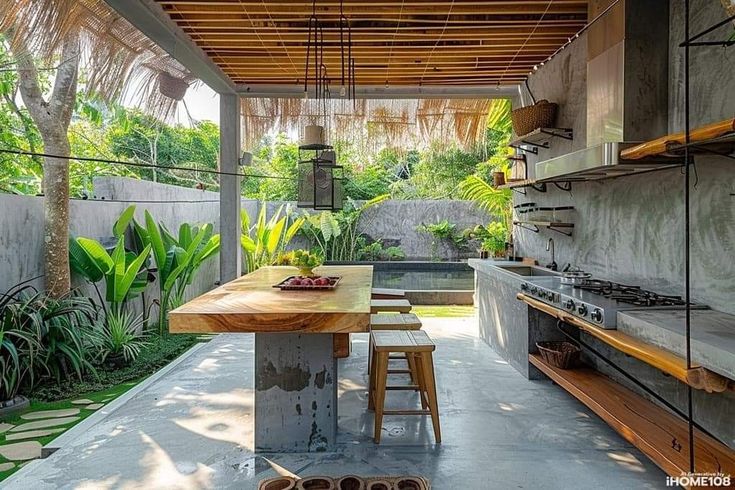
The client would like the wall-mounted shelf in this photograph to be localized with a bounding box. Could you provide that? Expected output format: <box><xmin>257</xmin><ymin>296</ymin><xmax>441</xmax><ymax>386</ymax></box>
<box><xmin>497</xmin><ymin>179</ymin><xmax>547</xmax><ymax>195</ymax></box>
<box><xmin>509</xmin><ymin>127</ymin><xmax>573</xmax><ymax>154</ymax></box>
<box><xmin>529</xmin><ymin>353</ymin><xmax>735</xmax><ymax>479</ymax></box>
<box><xmin>620</xmin><ymin>118</ymin><xmax>735</xmax><ymax>161</ymax></box>
<box><xmin>513</xmin><ymin>220</ymin><xmax>574</xmax><ymax>237</ymax></box>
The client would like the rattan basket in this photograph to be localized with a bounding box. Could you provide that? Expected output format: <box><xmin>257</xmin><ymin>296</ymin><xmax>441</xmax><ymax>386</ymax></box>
<box><xmin>157</xmin><ymin>71</ymin><xmax>189</xmax><ymax>101</ymax></box>
<box><xmin>536</xmin><ymin>341</ymin><xmax>580</xmax><ymax>369</ymax></box>
<box><xmin>511</xmin><ymin>100</ymin><xmax>558</xmax><ymax>137</ymax></box>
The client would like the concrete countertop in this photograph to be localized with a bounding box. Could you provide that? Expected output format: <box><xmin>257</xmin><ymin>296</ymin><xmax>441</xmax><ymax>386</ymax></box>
<box><xmin>469</xmin><ymin>259</ymin><xmax>537</xmax><ymax>279</ymax></box>
<box><xmin>618</xmin><ymin>309</ymin><xmax>735</xmax><ymax>381</ymax></box>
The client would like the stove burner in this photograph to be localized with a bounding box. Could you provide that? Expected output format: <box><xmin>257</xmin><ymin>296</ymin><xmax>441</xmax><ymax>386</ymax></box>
<box><xmin>574</xmin><ymin>280</ymin><xmax>687</xmax><ymax>307</ymax></box>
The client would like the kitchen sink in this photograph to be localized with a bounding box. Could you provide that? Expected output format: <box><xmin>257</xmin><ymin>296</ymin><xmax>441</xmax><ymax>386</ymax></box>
<box><xmin>496</xmin><ymin>265</ymin><xmax>560</xmax><ymax>277</ymax></box>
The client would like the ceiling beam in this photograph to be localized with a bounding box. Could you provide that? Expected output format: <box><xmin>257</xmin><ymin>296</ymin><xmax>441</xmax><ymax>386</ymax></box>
<box><xmin>102</xmin><ymin>0</ymin><xmax>236</xmax><ymax>94</ymax></box>
<box><xmin>236</xmin><ymin>83</ymin><xmax>519</xmax><ymax>99</ymax></box>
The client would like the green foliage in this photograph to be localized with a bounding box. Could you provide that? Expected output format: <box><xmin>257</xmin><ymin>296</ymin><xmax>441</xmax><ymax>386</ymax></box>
<box><xmin>241</xmin><ymin>204</ymin><xmax>304</xmax><ymax>273</ymax></box>
<box><xmin>137</xmin><ymin>211</ymin><xmax>220</xmax><ymax>334</ymax></box>
<box><xmin>0</xmin><ymin>282</ymin><xmax>99</xmax><ymax>400</ymax></box>
<box><xmin>356</xmin><ymin>241</ymin><xmax>406</xmax><ymax>261</ymax></box>
<box><xmin>471</xmin><ymin>222</ymin><xmax>508</xmax><ymax>255</ymax></box>
<box><xmin>416</xmin><ymin>219</ymin><xmax>470</xmax><ymax>260</ymax></box>
<box><xmin>90</xmin><ymin>310</ymin><xmax>148</xmax><ymax>365</ymax></box>
<box><xmin>458</xmin><ymin>166</ymin><xmax>513</xmax><ymax>238</ymax></box>
<box><xmin>299</xmin><ymin>195</ymin><xmax>389</xmax><ymax>261</ymax></box>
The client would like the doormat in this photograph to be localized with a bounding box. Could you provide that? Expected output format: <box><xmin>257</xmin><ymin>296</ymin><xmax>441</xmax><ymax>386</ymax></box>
<box><xmin>258</xmin><ymin>475</ymin><xmax>431</xmax><ymax>490</ymax></box>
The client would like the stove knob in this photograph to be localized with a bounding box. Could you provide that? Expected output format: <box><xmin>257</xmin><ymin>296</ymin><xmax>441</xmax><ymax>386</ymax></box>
<box><xmin>577</xmin><ymin>304</ymin><xmax>588</xmax><ymax>316</ymax></box>
<box><xmin>591</xmin><ymin>309</ymin><xmax>603</xmax><ymax>323</ymax></box>
<box><xmin>565</xmin><ymin>299</ymin><xmax>575</xmax><ymax>310</ymax></box>
<box><xmin>521</xmin><ymin>283</ymin><xmax>529</xmax><ymax>291</ymax></box>
<box><xmin>530</xmin><ymin>286</ymin><xmax>538</xmax><ymax>294</ymax></box>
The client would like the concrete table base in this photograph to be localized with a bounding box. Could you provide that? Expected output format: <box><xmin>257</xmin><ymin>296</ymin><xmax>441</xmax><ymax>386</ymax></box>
<box><xmin>254</xmin><ymin>333</ymin><xmax>337</xmax><ymax>452</ymax></box>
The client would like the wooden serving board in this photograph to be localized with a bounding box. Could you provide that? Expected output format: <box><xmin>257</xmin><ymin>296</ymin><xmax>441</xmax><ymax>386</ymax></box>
<box><xmin>169</xmin><ymin>265</ymin><xmax>372</xmax><ymax>334</ymax></box>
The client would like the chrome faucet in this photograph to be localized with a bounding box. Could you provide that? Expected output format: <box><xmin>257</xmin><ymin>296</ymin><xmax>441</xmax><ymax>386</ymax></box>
<box><xmin>546</xmin><ymin>238</ymin><xmax>558</xmax><ymax>271</ymax></box>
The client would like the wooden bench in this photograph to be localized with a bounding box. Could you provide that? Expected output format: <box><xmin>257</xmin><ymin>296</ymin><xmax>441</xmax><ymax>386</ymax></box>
<box><xmin>370</xmin><ymin>299</ymin><xmax>412</xmax><ymax>314</ymax></box>
<box><xmin>371</xmin><ymin>288</ymin><xmax>406</xmax><ymax>300</ymax></box>
<box><xmin>369</xmin><ymin>330</ymin><xmax>441</xmax><ymax>444</ymax></box>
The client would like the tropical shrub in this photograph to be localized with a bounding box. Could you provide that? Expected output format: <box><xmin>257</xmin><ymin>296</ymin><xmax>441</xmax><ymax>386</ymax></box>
<box><xmin>90</xmin><ymin>310</ymin><xmax>148</xmax><ymax>365</ymax></box>
<box><xmin>0</xmin><ymin>282</ymin><xmax>98</xmax><ymax>400</ymax></box>
<box><xmin>471</xmin><ymin>222</ymin><xmax>508</xmax><ymax>256</ymax></box>
<box><xmin>300</xmin><ymin>195</ymin><xmax>389</xmax><ymax>261</ymax></box>
<box><xmin>138</xmin><ymin>211</ymin><xmax>220</xmax><ymax>334</ymax></box>
<box><xmin>459</xmin><ymin>160</ymin><xmax>513</xmax><ymax>239</ymax></box>
<box><xmin>356</xmin><ymin>241</ymin><xmax>406</xmax><ymax>261</ymax></box>
<box><xmin>416</xmin><ymin>219</ymin><xmax>469</xmax><ymax>260</ymax></box>
<box><xmin>241</xmin><ymin>203</ymin><xmax>304</xmax><ymax>273</ymax></box>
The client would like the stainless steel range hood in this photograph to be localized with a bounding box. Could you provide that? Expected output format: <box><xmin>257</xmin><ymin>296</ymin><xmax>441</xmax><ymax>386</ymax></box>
<box><xmin>535</xmin><ymin>0</ymin><xmax>674</xmax><ymax>183</ymax></box>
<box><xmin>535</xmin><ymin>142</ymin><xmax>681</xmax><ymax>182</ymax></box>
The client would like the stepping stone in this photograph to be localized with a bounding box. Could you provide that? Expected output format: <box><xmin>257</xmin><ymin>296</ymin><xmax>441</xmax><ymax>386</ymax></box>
<box><xmin>5</xmin><ymin>428</ymin><xmax>65</xmax><ymax>441</ymax></box>
<box><xmin>0</xmin><ymin>441</ymin><xmax>41</xmax><ymax>461</ymax></box>
<box><xmin>9</xmin><ymin>416</ymin><xmax>79</xmax><ymax>432</ymax></box>
<box><xmin>0</xmin><ymin>462</ymin><xmax>15</xmax><ymax>472</ymax></box>
<box><xmin>71</xmin><ymin>399</ymin><xmax>93</xmax><ymax>405</ymax></box>
<box><xmin>100</xmin><ymin>398</ymin><xmax>112</xmax><ymax>403</ymax></box>
<box><xmin>0</xmin><ymin>423</ymin><xmax>15</xmax><ymax>434</ymax></box>
<box><xmin>21</xmin><ymin>408</ymin><xmax>79</xmax><ymax>420</ymax></box>
<box><xmin>85</xmin><ymin>403</ymin><xmax>104</xmax><ymax>410</ymax></box>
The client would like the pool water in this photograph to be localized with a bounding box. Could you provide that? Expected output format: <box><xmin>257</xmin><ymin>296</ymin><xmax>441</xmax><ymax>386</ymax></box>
<box><xmin>371</xmin><ymin>265</ymin><xmax>475</xmax><ymax>291</ymax></box>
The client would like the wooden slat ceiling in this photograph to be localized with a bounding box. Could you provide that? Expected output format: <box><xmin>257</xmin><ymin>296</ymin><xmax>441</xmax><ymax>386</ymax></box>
<box><xmin>155</xmin><ymin>0</ymin><xmax>588</xmax><ymax>87</ymax></box>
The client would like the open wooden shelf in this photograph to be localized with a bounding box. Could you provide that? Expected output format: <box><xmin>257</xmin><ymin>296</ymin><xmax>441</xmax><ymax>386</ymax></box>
<box><xmin>514</xmin><ymin>220</ymin><xmax>574</xmax><ymax>237</ymax></box>
<box><xmin>509</xmin><ymin>127</ymin><xmax>573</xmax><ymax>151</ymax></box>
<box><xmin>519</xmin><ymin>293</ymin><xmax>733</xmax><ymax>393</ymax></box>
<box><xmin>620</xmin><ymin>118</ymin><xmax>735</xmax><ymax>160</ymax></box>
<box><xmin>529</xmin><ymin>353</ymin><xmax>735</xmax><ymax>480</ymax></box>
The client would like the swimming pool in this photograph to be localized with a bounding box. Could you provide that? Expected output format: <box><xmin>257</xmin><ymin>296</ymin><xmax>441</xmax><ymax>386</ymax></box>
<box><xmin>327</xmin><ymin>261</ymin><xmax>475</xmax><ymax>305</ymax></box>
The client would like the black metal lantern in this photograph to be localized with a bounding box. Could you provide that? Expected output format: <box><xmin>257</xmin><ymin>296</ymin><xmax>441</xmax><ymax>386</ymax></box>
<box><xmin>297</xmin><ymin>146</ymin><xmax>344</xmax><ymax>211</ymax></box>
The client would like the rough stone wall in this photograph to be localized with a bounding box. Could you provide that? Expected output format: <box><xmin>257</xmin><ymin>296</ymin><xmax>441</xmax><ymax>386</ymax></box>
<box><xmin>516</xmin><ymin>0</ymin><xmax>735</xmax><ymax>316</ymax></box>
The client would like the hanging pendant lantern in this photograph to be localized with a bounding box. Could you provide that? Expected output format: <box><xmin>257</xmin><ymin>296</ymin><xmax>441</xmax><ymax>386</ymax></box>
<box><xmin>297</xmin><ymin>155</ymin><xmax>344</xmax><ymax>211</ymax></box>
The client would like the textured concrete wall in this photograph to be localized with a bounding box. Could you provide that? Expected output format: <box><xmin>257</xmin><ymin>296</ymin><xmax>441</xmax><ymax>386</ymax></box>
<box><xmin>358</xmin><ymin>199</ymin><xmax>492</xmax><ymax>260</ymax></box>
<box><xmin>507</xmin><ymin>0</ymin><xmax>735</xmax><ymax>447</ymax></box>
<box><xmin>515</xmin><ymin>0</ymin><xmax>735</xmax><ymax>316</ymax></box>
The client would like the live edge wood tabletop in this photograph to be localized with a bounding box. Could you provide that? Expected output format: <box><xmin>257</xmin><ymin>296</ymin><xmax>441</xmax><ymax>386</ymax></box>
<box><xmin>168</xmin><ymin>265</ymin><xmax>373</xmax><ymax>334</ymax></box>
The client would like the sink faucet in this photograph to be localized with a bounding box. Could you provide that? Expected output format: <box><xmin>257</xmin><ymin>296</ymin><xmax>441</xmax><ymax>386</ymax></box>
<box><xmin>546</xmin><ymin>238</ymin><xmax>558</xmax><ymax>271</ymax></box>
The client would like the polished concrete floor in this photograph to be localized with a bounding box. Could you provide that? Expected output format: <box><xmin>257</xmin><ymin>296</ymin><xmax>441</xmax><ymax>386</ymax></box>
<box><xmin>5</xmin><ymin>313</ymin><xmax>667</xmax><ymax>489</ymax></box>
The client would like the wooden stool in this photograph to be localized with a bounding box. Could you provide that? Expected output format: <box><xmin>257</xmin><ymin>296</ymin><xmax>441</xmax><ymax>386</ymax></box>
<box><xmin>368</xmin><ymin>313</ymin><xmax>422</xmax><ymax>375</ymax></box>
<box><xmin>368</xmin><ymin>330</ymin><xmax>441</xmax><ymax>444</ymax></box>
<box><xmin>370</xmin><ymin>299</ymin><xmax>412</xmax><ymax>314</ymax></box>
<box><xmin>371</xmin><ymin>288</ymin><xmax>406</xmax><ymax>300</ymax></box>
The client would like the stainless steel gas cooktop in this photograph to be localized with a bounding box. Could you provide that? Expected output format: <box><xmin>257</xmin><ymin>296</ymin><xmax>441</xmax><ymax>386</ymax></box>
<box><xmin>520</xmin><ymin>277</ymin><xmax>705</xmax><ymax>329</ymax></box>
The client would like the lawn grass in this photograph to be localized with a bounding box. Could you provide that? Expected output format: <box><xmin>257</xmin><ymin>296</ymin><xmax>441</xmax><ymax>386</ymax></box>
<box><xmin>0</xmin><ymin>333</ymin><xmax>208</xmax><ymax>482</ymax></box>
<box><xmin>412</xmin><ymin>305</ymin><xmax>476</xmax><ymax>318</ymax></box>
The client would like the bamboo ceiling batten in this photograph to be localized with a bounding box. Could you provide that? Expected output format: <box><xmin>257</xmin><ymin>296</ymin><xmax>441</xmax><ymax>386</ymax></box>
<box><xmin>154</xmin><ymin>0</ymin><xmax>588</xmax><ymax>87</ymax></box>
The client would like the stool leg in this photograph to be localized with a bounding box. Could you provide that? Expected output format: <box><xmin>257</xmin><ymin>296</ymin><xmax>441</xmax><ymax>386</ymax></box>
<box><xmin>373</xmin><ymin>351</ymin><xmax>389</xmax><ymax>443</ymax></box>
<box><xmin>368</xmin><ymin>333</ymin><xmax>373</xmax><ymax>375</ymax></box>
<box><xmin>406</xmin><ymin>353</ymin><xmax>417</xmax><ymax>384</ymax></box>
<box><xmin>412</xmin><ymin>353</ymin><xmax>429</xmax><ymax>410</ymax></box>
<box><xmin>368</xmin><ymin>344</ymin><xmax>377</xmax><ymax>411</ymax></box>
<box><xmin>419</xmin><ymin>352</ymin><xmax>441</xmax><ymax>444</ymax></box>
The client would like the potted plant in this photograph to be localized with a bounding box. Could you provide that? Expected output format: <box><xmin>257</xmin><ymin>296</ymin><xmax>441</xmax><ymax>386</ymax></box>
<box><xmin>473</xmin><ymin>222</ymin><xmax>508</xmax><ymax>259</ymax></box>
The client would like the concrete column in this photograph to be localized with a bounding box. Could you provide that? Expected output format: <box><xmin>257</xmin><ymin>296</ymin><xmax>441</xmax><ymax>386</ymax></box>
<box><xmin>219</xmin><ymin>93</ymin><xmax>241</xmax><ymax>283</ymax></box>
<box><xmin>254</xmin><ymin>333</ymin><xmax>338</xmax><ymax>452</ymax></box>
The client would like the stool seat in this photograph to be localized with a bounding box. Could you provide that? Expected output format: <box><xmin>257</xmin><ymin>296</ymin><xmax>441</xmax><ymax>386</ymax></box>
<box><xmin>370</xmin><ymin>313</ymin><xmax>422</xmax><ymax>330</ymax></box>
<box><xmin>371</xmin><ymin>288</ymin><xmax>406</xmax><ymax>299</ymax></box>
<box><xmin>372</xmin><ymin>330</ymin><xmax>435</xmax><ymax>352</ymax></box>
<box><xmin>370</xmin><ymin>299</ymin><xmax>412</xmax><ymax>314</ymax></box>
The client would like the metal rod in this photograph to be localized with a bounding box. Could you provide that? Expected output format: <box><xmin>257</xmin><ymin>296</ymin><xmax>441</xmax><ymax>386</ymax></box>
<box><xmin>679</xmin><ymin>12</ymin><xmax>735</xmax><ymax>46</ymax></box>
<box><xmin>684</xmin><ymin>0</ymin><xmax>695</xmax><ymax>473</ymax></box>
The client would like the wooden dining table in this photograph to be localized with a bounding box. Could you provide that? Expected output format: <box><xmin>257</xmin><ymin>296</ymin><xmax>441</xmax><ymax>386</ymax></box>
<box><xmin>168</xmin><ymin>265</ymin><xmax>373</xmax><ymax>452</ymax></box>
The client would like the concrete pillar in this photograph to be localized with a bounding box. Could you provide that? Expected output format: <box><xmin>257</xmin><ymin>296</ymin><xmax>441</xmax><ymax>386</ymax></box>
<box><xmin>254</xmin><ymin>333</ymin><xmax>338</xmax><ymax>452</ymax></box>
<box><xmin>219</xmin><ymin>93</ymin><xmax>241</xmax><ymax>283</ymax></box>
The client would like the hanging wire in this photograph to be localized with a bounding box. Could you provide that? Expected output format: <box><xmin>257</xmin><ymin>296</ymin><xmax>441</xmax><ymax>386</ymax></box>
<box><xmin>419</xmin><ymin>0</ymin><xmax>455</xmax><ymax>83</ymax></box>
<box><xmin>0</xmin><ymin>148</ymin><xmax>297</xmax><ymax>181</ymax></box>
<box><xmin>500</xmin><ymin>0</ymin><xmax>553</xmax><ymax>85</ymax></box>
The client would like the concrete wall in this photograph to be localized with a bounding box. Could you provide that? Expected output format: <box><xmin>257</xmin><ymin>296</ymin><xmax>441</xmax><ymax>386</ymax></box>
<box><xmin>509</xmin><ymin>0</ymin><xmax>735</xmax><ymax>447</ymax></box>
<box><xmin>516</xmin><ymin>0</ymin><xmax>735</xmax><ymax>316</ymax></box>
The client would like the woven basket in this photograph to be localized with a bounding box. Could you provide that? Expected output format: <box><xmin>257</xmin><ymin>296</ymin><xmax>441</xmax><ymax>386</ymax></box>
<box><xmin>511</xmin><ymin>100</ymin><xmax>558</xmax><ymax>137</ymax></box>
<box><xmin>536</xmin><ymin>341</ymin><xmax>580</xmax><ymax>369</ymax></box>
<box><xmin>158</xmin><ymin>71</ymin><xmax>189</xmax><ymax>101</ymax></box>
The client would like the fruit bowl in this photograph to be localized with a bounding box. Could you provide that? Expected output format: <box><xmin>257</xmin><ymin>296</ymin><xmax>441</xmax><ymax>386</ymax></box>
<box><xmin>273</xmin><ymin>275</ymin><xmax>341</xmax><ymax>290</ymax></box>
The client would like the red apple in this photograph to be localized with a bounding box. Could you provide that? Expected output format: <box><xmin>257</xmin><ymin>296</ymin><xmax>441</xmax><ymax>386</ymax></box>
<box><xmin>289</xmin><ymin>278</ymin><xmax>302</xmax><ymax>286</ymax></box>
<box><xmin>302</xmin><ymin>278</ymin><xmax>314</xmax><ymax>286</ymax></box>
